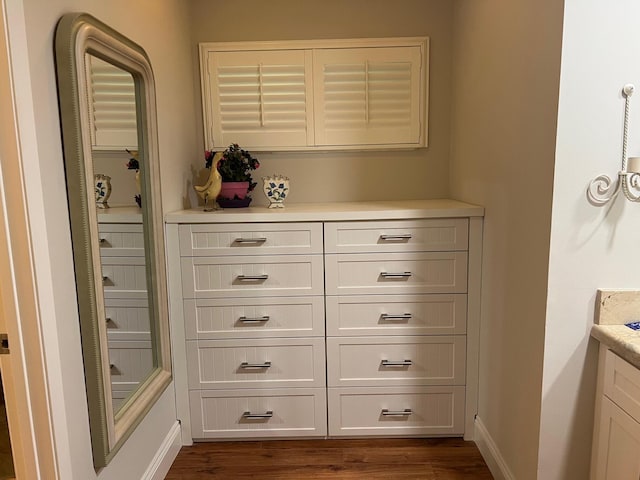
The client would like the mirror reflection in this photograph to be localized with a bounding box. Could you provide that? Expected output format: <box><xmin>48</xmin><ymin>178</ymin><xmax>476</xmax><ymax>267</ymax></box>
<box><xmin>87</xmin><ymin>54</ymin><xmax>155</xmax><ymax>414</ymax></box>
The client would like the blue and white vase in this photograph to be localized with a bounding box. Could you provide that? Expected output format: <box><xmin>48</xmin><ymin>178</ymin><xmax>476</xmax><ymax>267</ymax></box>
<box><xmin>262</xmin><ymin>174</ymin><xmax>289</xmax><ymax>209</ymax></box>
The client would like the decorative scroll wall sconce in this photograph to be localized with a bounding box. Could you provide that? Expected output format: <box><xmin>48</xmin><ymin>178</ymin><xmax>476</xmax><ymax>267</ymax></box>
<box><xmin>588</xmin><ymin>84</ymin><xmax>640</xmax><ymax>204</ymax></box>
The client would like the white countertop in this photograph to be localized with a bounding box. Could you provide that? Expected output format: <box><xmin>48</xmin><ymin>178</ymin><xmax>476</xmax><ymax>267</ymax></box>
<box><xmin>165</xmin><ymin>199</ymin><xmax>484</xmax><ymax>224</ymax></box>
<box><xmin>97</xmin><ymin>205</ymin><xmax>142</xmax><ymax>223</ymax></box>
<box><xmin>591</xmin><ymin>290</ymin><xmax>640</xmax><ymax>369</ymax></box>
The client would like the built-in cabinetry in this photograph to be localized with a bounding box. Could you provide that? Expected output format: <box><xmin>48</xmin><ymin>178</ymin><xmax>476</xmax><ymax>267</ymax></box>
<box><xmin>591</xmin><ymin>345</ymin><xmax>640</xmax><ymax>479</ymax></box>
<box><xmin>324</xmin><ymin>219</ymin><xmax>467</xmax><ymax>436</ymax></box>
<box><xmin>200</xmin><ymin>38</ymin><xmax>428</xmax><ymax>151</ymax></box>
<box><xmin>98</xmin><ymin>209</ymin><xmax>152</xmax><ymax>410</ymax></box>
<box><xmin>166</xmin><ymin>200</ymin><xmax>483</xmax><ymax>444</ymax></box>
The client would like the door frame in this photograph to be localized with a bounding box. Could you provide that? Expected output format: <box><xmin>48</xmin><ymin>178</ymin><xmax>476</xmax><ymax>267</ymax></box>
<box><xmin>0</xmin><ymin>0</ymin><xmax>58</xmax><ymax>477</ymax></box>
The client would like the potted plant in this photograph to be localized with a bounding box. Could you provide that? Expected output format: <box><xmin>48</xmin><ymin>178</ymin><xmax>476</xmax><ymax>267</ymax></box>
<box><xmin>205</xmin><ymin>143</ymin><xmax>260</xmax><ymax>207</ymax></box>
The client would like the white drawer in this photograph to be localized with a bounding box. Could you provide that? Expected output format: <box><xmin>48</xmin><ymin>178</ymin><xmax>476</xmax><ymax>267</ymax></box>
<box><xmin>186</xmin><ymin>337</ymin><xmax>326</xmax><ymax>389</ymax></box>
<box><xmin>326</xmin><ymin>294</ymin><xmax>467</xmax><ymax>337</ymax></box>
<box><xmin>327</xmin><ymin>386</ymin><xmax>465</xmax><ymax>436</ymax></box>
<box><xmin>179</xmin><ymin>222</ymin><xmax>323</xmax><ymax>256</ymax></box>
<box><xmin>324</xmin><ymin>219</ymin><xmax>468</xmax><ymax>254</ymax></box>
<box><xmin>98</xmin><ymin>223</ymin><xmax>145</xmax><ymax>257</ymax></box>
<box><xmin>108</xmin><ymin>340</ymin><xmax>153</xmax><ymax>389</ymax></box>
<box><xmin>189</xmin><ymin>388</ymin><xmax>327</xmax><ymax>439</ymax></box>
<box><xmin>105</xmin><ymin>298</ymin><xmax>151</xmax><ymax>341</ymax></box>
<box><xmin>325</xmin><ymin>252</ymin><xmax>468</xmax><ymax>296</ymax></box>
<box><xmin>327</xmin><ymin>336</ymin><xmax>466</xmax><ymax>387</ymax></box>
<box><xmin>101</xmin><ymin>256</ymin><xmax>148</xmax><ymax>299</ymax></box>
<box><xmin>181</xmin><ymin>255</ymin><xmax>324</xmax><ymax>298</ymax></box>
<box><xmin>604</xmin><ymin>349</ymin><xmax>640</xmax><ymax>422</ymax></box>
<box><xmin>184</xmin><ymin>296</ymin><xmax>324</xmax><ymax>340</ymax></box>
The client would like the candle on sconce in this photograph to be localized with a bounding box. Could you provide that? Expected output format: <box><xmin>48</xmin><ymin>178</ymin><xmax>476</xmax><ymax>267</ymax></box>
<box><xmin>628</xmin><ymin>157</ymin><xmax>640</xmax><ymax>174</ymax></box>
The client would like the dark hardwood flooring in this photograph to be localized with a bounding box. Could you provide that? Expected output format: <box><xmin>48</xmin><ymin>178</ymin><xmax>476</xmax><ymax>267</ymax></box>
<box><xmin>165</xmin><ymin>438</ymin><xmax>493</xmax><ymax>479</ymax></box>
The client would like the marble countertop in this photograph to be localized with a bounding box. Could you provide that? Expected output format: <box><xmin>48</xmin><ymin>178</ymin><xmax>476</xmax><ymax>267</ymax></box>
<box><xmin>591</xmin><ymin>290</ymin><xmax>640</xmax><ymax>369</ymax></box>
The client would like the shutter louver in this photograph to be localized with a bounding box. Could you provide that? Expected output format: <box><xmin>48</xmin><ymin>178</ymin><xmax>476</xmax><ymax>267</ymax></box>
<box><xmin>88</xmin><ymin>57</ymin><xmax>138</xmax><ymax>150</ymax></box>
<box><xmin>208</xmin><ymin>50</ymin><xmax>312</xmax><ymax>148</ymax></box>
<box><xmin>314</xmin><ymin>46</ymin><xmax>423</xmax><ymax>146</ymax></box>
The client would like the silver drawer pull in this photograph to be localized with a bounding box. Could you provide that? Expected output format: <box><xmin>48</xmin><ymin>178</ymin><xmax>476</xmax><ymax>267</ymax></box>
<box><xmin>381</xmin><ymin>359</ymin><xmax>413</xmax><ymax>367</ymax></box>
<box><xmin>380</xmin><ymin>234</ymin><xmax>412</xmax><ymax>241</ymax></box>
<box><xmin>102</xmin><ymin>276</ymin><xmax>110</xmax><ymax>284</ymax></box>
<box><xmin>240</xmin><ymin>361</ymin><xmax>272</xmax><ymax>369</ymax></box>
<box><xmin>242</xmin><ymin>411</ymin><xmax>273</xmax><ymax>419</ymax></box>
<box><xmin>381</xmin><ymin>313</ymin><xmax>412</xmax><ymax>321</ymax></box>
<box><xmin>238</xmin><ymin>316</ymin><xmax>270</xmax><ymax>323</ymax></box>
<box><xmin>234</xmin><ymin>238</ymin><xmax>267</xmax><ymax>244</ymax></box>
<box><xmin>380</xmin><ymin>272</ymin><xmax>412</xmax><ymax>278</ymax></box>
<box><xmin>381</xmin><ymin>409</ymin><xmax>412</xmax><ymax>416</ymax></box>
<box><xmin>236</xmin><ymin>274</ymin><xmax>269</xmax><ymax>281</ymax></box>
<box><xmin>99</xmin><ymin>238</ymin><xmax>107</xmax><ymax>244</ymax></box>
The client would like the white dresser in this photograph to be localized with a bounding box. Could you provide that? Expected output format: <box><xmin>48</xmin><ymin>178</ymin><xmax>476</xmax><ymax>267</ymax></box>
<box><xmin>98</xmin><ymin>207</ymin><xmax>153</xmax><ymax>410</ymax></box>
<box><xmin>165</xmin><ymin>200</ymin><xmax>483</xmax><ymax>444</ymax></box>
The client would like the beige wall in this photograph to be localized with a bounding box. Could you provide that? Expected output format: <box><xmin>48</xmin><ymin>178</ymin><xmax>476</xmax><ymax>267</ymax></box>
<box><xmin>449</xmin><ymin>1</ymin><xmax>563</xmax><ymax>478</ymax></box>
<box><xmin>11</xmin><ymin>0</ymin><xmax>197</xmax><ymax>477</ymax></box>
<box><xmin>186</xmin><ymin>0</ymin><xmax>454</xmax><ymax>207</ymax></box>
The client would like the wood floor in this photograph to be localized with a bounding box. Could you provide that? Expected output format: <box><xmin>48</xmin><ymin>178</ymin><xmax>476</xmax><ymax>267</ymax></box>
<box><xmin>165</xmin><ymin>438</ymin><xmax>493</xmax><ymax>479</ymax></box>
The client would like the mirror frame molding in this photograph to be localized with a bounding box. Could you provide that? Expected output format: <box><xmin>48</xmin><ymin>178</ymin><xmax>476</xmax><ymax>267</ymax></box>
<box><xmin>55</xmin><ymin>13</ymin><xmax>171</xmax><ymax>468</ymax></box>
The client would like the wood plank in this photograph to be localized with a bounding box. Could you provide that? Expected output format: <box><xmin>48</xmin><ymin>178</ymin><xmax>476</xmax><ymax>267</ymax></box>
<box><xmin>165</xmin><ymin>438</ymin><xmax>493</xmax><ymax>479</ymax></box>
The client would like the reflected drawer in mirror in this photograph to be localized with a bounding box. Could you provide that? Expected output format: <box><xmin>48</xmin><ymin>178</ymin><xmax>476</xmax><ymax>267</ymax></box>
<box><xmin>101</xmin><ymin>256</ymin><xmax>148</xmax><ymax>298</ymax></box>
<box><xmin>98</xmin><ymin>223</ymin><xmax>145</xmax><ymax>257</ymax></box>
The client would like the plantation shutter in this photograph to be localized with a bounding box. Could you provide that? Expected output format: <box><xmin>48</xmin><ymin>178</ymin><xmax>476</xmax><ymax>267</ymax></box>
<box><xmin>313</xmin><ymin>46</ymin><xmax>423</xmax><ymax>146</ymax></box>
<box><xmin>206</xmin><ymin>50</ymin><xmax>313</xmax><ymax>149</ymax></box>
<box><xmin>87</xmin><ymin>56</ymin><xmax>138</xmax><ymax>150</ymax></box>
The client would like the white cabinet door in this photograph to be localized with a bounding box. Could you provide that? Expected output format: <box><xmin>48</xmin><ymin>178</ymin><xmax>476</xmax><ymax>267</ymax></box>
<box><xmin>313</xmin><ymin>45</ymin><xmax>425</xmax><ymax>147</ymax></box>
<box><xmin>203</xmin><ymin>49</ymin><xmax>314</xmax><ymax>149</ymax></box>
<box><xmin>593</xmin><ymin>396</ymin><xmax>640</xmax><ymax>480</ymax></box>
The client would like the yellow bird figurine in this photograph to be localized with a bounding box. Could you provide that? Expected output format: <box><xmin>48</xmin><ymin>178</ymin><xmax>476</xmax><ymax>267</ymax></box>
<box><xmin>194</xmin><ymin>152</ymin><xmax>223</xmax><ymax>211</ymax></box>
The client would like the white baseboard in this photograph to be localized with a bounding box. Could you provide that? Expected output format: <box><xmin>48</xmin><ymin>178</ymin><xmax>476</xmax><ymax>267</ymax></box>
<box><xmin>474</xmin><ymin>416</ymin><xmax>515</xmax><ymax>480</ymax></box>
<box><xmin>142</xmin><ymin>421</ymin><xmax>182</xmax><ymax>480</ymax></box>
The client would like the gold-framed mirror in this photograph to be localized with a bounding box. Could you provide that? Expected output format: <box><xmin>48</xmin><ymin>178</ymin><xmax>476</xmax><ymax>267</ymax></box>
<box><xmin>54</xmin><ymin>13</ymin><xmax>171</xmax><ymax>468</ymax></box>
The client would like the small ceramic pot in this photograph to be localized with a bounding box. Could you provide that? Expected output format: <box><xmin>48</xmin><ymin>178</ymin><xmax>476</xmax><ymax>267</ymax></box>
<box><xmin>262</xmin><ymin>175</ymin><xmax>290</xmax><ymax>209</ymax></box>
<box><xmin>219</xmin><ymin>181</ymin><xmax>249</xmax><ymax>200</ymax></box>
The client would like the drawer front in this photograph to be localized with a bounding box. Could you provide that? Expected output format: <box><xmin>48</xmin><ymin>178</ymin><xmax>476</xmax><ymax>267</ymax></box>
<box><xmin>325</xmin><ymin>252</ymin><xmax>468</xmax><ymax>296</ymax></box>
<box><xmin>179</xmin><ymin>223</ymin><xmax>323</xmax><ymax>256</ymax></box>
<box><xmin>189</xmin><ymin>388</ymin><xmax>327</xmax><ymax>439</ymax></box>
<box><xmin>108</xmin><ymin>340</ymin><xmax>153</xmax><ymax>389</ymax></box>
<box><xmin>101</xmin><ymin>256</ymin><xmax>148</xmax><ymax>299</ymax></box>
<box><xmin>181</xmin><ymin>255</ymin><xmax>324</xmax><ymax>298</ymax></box>
<box><xmin>105</xmin><ymin>298</ymin><xmax>151</xmax><ymax>341</ymax></box>
<box><xmin>184</xmin><ymin>296</ymin><xmax>325</xmax><ymax>340</ymax></box>
<box><xmin>187</xmin><ymin>337</ymin><xmax>326</xmax><ymax>389</ymax></box>
<box><xmin>604</xmin><ymin>349</ymin><xmax>640</xmax><ymax>422</ymax></box>
<box><xmin>98</xmin><ymin>223</ymin><xmax>145</xmax><ymax>257</ymax></box>
<box><xmin>326</xmin><ymin>294</ymin><xmax>467</xmax><ymax>337</ymax></box>
<box><xmin>328</xmin><ymin>386</ymin><xmax>465</xmax><ymax>436</ymax></box>
<box><xmin>327</xmin><ymin>336</ymin><xmax>466</xmax><ymax>387</ymax></box>
<box><xmin>324</xmin><ymin>219</ymin><xmax>469</xmax><ymax>254</ymax></box>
